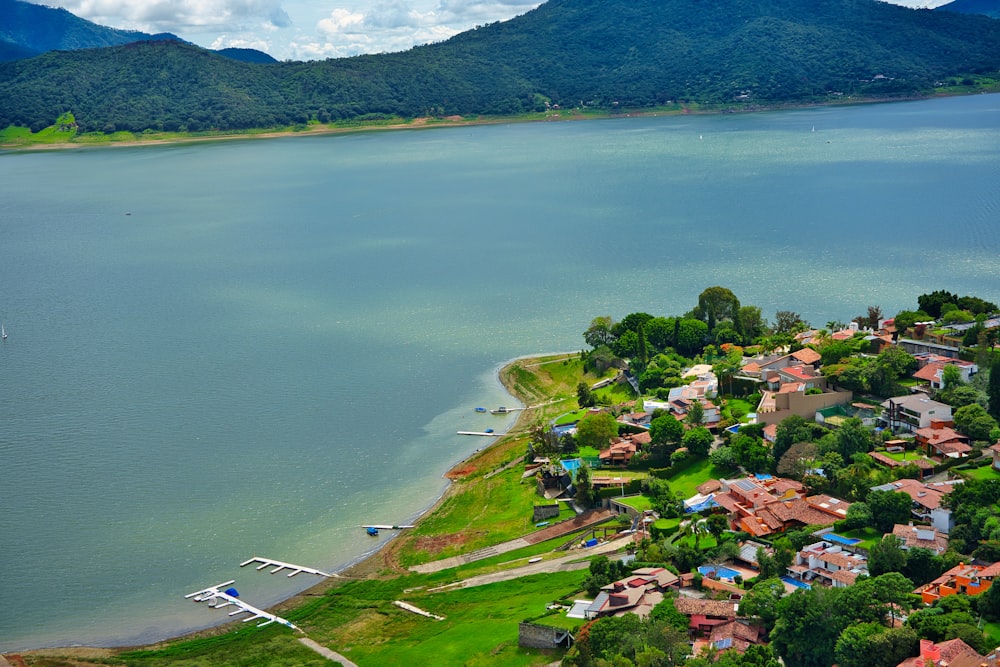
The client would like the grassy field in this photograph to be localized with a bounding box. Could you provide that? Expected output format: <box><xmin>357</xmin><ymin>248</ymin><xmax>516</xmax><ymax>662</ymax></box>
<box><xmin>664</xmin><ymin>458</ymin><xmax>735</xmax><ymax>499</ymax></box>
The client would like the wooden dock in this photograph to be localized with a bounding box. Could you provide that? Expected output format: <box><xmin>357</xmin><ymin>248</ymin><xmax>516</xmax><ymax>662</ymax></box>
<box><xmin>240</xmin><ymin>556</ymin><xmax>332</xmax><ymax>578</ymax></box>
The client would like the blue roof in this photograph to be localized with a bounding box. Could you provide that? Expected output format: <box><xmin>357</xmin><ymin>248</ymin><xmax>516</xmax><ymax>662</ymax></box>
<box><xmin>714</xmin><ymin>638</ymin><xmax>733</xmax><ymax>649</ymax></box>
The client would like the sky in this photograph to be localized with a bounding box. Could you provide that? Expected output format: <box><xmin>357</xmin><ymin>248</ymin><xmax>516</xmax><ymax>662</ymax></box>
<box><xmin>39</xmin><ymin>0</ymin><xmax>953</xmax><ymax>62</ymax></box>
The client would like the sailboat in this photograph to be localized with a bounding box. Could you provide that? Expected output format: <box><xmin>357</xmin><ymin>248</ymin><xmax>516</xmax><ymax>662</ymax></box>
<box><xmin>1</xmin><ymin>323</ymin><xmax>6</xmax><ymax>340</ymax></box>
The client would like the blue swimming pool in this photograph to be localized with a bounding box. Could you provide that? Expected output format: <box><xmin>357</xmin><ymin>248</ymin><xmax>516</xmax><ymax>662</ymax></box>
<box><xmin>824</xmin><ymin>533</ymin><xmax>862</xmax><ymax>546</ymax></box>
<box><xmin>561</xmin><ymin>458</ymin><xmax>581</xmax><ymax>473</ymax></box>
<box><xmin>698</xmin><ymin>565</ymin><xmax>741</xmax><ymax>580</ymax></box>
<box><xmin>781</xmin><ymin>576</ymin><xmax>812</xmax><ymax>589</ymax></box>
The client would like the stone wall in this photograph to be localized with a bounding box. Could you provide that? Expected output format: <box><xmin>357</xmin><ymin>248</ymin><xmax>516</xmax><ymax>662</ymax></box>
<box><xmin>518</xmin><ymin>622</ymin><xmax>573</xmax><ymax>649</ymax></box>
<box><xmin>533</xmin><ymin>504</ymin><xmax>561</xmax><ymax>522</ymax></box>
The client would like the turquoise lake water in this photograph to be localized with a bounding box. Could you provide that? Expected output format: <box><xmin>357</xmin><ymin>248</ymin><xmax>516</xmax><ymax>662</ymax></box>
<box><xmin>1</xmin><ymin>94</ymin><xmax>999</xmax><ymax>651</ymax></box>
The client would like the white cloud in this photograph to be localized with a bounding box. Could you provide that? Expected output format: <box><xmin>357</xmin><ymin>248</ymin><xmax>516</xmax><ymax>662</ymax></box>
<box><xmin>51</xmin><ymin>0</ymin><xmax>292</xmax><ymax>33</ymax></box>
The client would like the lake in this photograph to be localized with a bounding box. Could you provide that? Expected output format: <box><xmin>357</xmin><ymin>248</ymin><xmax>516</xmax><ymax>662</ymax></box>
<box><xmin>1</xmin><ymin>94</ymin><xmax>999</xmax><ymax>651</ymax></box>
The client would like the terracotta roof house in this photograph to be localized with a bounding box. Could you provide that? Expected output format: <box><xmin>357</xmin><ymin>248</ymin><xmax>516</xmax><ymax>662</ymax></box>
<box><xmin>705</xmin><ymin>476</ymin><xmax>845</xmax><ymax>538</ymax></box>
<box><xmin>916</xmin><ymin>422</ymin><xmax>971</xmax><ymax>459</ymax></box>
<box><xmin>892</xmin><ymin>523</ymin><xmax>949</xmax><ymax>555</ymax></box>
<box><xmin>911</xmin><ymin>353</ymin><xmax>979</xmax><ymax>389</ymax></box>
<box><xmin>692</xmin><ymin>620</ymin><xmax>763</xmax><ymax>657</ymax></box>
<box><xmin>762</xmin><ymin>423</ymin><xmax>778</xmax><ymax>444</ymax></box>
<box><xmin>672</xmin><ymin>597</ymin><xmax>740</xmax><ymax>634</ymax></box>
<box><xmin>786</xmin><ymin>539</ymin><xmax>869</xmax><ymax>588</ymax></box>
<box><xmin>791</xmin><ymin>348</ymin><xmax>822</xmax><ymax>365</ymax></box>
<box><xmin>880</xmin><ymin>394</ymin><xmax>952</xmax><ymax>433</ymax></box>
<box><xmin>990</xmin><ymin>442</ymin><xmax>1000</xmax><ymax>471</ymax></box>
<box><xmin>599</xmin><ymin>439</ymin><xmax>637</xmax><ymax>466</ymax></box>
<box><xmin>915</xmin><ymin>561</ymin><xmax>1000</xmax><ymax>605</ymax></box>
<box><xmin>584</xmin><ymin>567</ymin><xmax>679</xmax><ymax>619</ymax></box>
<box><xmin>870</xmin><ymin>478</ymin><xmax>958</xmax><ymax>533</ymax></box>
<box><xmin>897</xmin><ymin>638</ymin><xmax>994</xmax><ymax>667</ymax></box>
<box><xmin>755</xmin><ymin>382</ymin><xmax>853</xmax><ymax>427</ymax></box>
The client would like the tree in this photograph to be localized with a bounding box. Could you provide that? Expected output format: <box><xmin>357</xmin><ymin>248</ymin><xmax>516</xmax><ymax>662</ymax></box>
<box><xmin>649</xmin><ymin>413</ymin><xmax>684</xmax><ymax>450</ymax></box>
<box><xmin>853</xmin><ymin>305</ymin><xmax>883</xmax><ymax>331</ymax></box>
<box><xmin>696</xmin><ymin>286</ymin><xmax>741</xmax><ymax>331</ymax></box>
<box><xmin>835</xmin><ymin>418</ymin><xmax>873</xmax><ymax>460</ymax></box>
<box><xmin>869</xmin><ymin>534</ymin><xmax>907</xmax><ymax>576</ymax></box>
<box><xmin>989</xmin><ymin>356</ymin><xmax>1000</xmax><ymax>420</ymax></box>
<box><xmin>685</xmin><ymin>400</ymin><xmax>705</xmax><ymax>427</ymax></box>
<box><xmin>771</xmin><ymin>586</ymin><xmax>847</xmax><ymax>667</ymax></box>
<box><xmin>918</xmin><ymin>290</ymin><xmax>959</xmax><ymax>318</ymax></box>
<box><xmin>577</xmin><ymin>381</ymin><xmax>595</xmax><ymax>408</ymax></box>
<box><xmin>676</xmin><ymin>318</ymin><xmax>709</xmax><ymax>356</ymax></box>
<box><xmin>584</xmin><ymin>316</ymin><xmax>617</xmax><ymax>349</ymax></box>
<box><xmin>738</xmin><ymin>577</ymin><xmax>785</xmax><ymax>632</ymax></box>
<box><xmin>866</xmin><ymin>489</ymin><xmax>913</xmax><ymax>534</ymax></box>
<box><xmin>774</xmin><ymin>310</ymin><xmax>808</xmax><ymax>334</ymax></box>
<box><xmin>738</xmin><ymin>305</ymin><xmax>767</xmax><ymax>343</ymax></box>
<box><xmin>575</xmin><ymin>411</ymin><xmax>619</xmax><ymax>450</ymax></box>
<box><xmin>953</xmin><ymin>403</ymin><xmax>998</xmax><ymax>441</ymax></box>
<box><xmin>575</xmin><ymin>462</ymin><xmax>596</xmax><ymax>508</ymax></box>
<box><xmin>844</xmin><ymin>501</ymin><xmax>873</xmax><ymax>530</ymax></box>
<box><xmin>683</xmin><ymin>426</ymin><xmax>713</xmax><ymax>457</ymax></box>
<box><xmin>776</xmin><ymin>441</ymin><xmax>819</xmax><ymax>479</ymax></box>
<box><xmin>835</xmin><ymin>623</ymin><xmax>917</xmax><ymax>667</ymax></box>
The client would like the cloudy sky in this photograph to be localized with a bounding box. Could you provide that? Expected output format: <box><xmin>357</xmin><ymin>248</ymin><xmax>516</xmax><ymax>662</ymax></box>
<box><xmin>41</xmin><ymin>0</ymin><xmax>950</xmax><ymax>62</ymax></box>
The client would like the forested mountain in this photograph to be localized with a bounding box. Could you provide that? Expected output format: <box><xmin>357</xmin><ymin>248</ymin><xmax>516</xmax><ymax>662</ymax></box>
<box><xmin>937</xmin><ymin>0</ymin><xmax>1000</xmax><ymax>18</ymax></box>
<box><xmin>2</xmin><ymin>0</ymin><xmax>999</xmax><ymax>134</ymax></box>
<box><xmin>0</xmin><ymin>0</ymin><xmax>276</xmax><ymax>64</ymax></box>
<box><xmin>0</xmin><ymin>0</ymin><xmax>180</xmax><ymax>60</ymax></box>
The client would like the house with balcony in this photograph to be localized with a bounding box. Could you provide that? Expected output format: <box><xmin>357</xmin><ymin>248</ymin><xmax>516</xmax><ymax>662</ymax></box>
<box><xmin>880</xmin><ymin>394</ymin><xmax>952</xmax><ymax>433</ymax></box>
<box><xmin>915</xmin><ymin>561</ymin><xmax>1000</xmax><ymax>605</ymax></box>
<box><xmin>870</xmin><ymin>478</ymin><xmax>959</xmax><ymax>533</ymax></box>
<box><xmin>786</xmin><ymin>539</ymin><xmax>869</xmax><ymax>588</ymax></box>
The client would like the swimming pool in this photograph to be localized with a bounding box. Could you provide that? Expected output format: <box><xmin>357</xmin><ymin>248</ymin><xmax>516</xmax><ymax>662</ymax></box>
<box><xmin>781</xmin><ymin>576</ymin><xmax>812</xmax><ymax>589</ymax></box>
<box><xmin>698</xmin><ymin>565</ymin><xmax>741</xmax><ymax>580</ymax></box>
<box><xmin>823</xmin><ymin>533</ymin><xmax>862</xmax><ymax>546</ymax></box>
<box><xmin>561</xmin><ymin>458</ymin><xmax>581</xmax><ymax>473</ymax></box>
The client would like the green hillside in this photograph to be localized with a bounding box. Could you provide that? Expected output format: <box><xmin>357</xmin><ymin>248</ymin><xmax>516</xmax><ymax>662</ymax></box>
<box><xmin>1</xmin><ymin>0</ymin><xmax>999</xmax><ymax>134</ymax></box>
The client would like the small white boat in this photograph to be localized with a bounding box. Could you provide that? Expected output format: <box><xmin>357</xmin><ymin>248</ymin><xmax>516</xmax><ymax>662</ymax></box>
<box><xmin>1</xmin><ymin>323</ymin><xmax>6</xmax><ymax>340</ymax></box>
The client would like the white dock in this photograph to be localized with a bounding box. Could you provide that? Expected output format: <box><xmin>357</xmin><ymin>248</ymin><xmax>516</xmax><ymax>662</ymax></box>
<box><xmin>362</xmin><ymin>524</ymin><xmax>416</xmax><ymax>530</ymax></box>
<box><xmin>240</xmin><ymin>556</ymin><xmax>332</xmax><ymax>578</ymax></box>
<box><xmin>185</xmin><ymin>580</ymin><xmax>299</xmax><ymax>631</ymax></box>
<box><xmin>457</xmin><ymin>431</ymin><xmax>504</xmax><ymax>436</ymax></box>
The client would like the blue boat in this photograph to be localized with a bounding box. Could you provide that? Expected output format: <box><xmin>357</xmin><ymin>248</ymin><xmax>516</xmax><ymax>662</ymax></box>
<box><xmin>366</xmin><ymin>527</ymin><xmax>379</xmax><ymax>537</ymax></box>
<box><xmin>475</xmin><ymin>407</ymin><xmax>487</xmax><ymax>413</ymax></box>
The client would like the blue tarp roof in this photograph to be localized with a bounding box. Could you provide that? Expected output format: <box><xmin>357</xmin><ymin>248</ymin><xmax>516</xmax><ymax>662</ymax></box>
<box><xmin>685</xmin><ymin>498</ymin><xmax>718</xmax><ymax>513</ymax></box>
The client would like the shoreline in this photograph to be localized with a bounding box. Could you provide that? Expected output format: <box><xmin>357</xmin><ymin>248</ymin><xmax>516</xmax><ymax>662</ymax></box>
<box><xmin>1</xmin><ymin>90</ymin><xmax>987</xmax><ymax>153</ymax></box>
<box><xmin>6</xmin><ymin>354</ymin><xmax>549</xmax><ymax>659</ymax></box>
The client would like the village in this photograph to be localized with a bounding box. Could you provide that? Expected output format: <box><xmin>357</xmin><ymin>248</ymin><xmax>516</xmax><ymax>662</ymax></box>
<box><xmin>483</xmin><ymin>289</ymin><xmax>1000</xmax><ymax>667</ymax></box>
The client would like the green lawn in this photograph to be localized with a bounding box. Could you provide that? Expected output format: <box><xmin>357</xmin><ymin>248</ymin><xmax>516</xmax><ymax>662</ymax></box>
<box><xmin>303</xmin><ymin>571</ymin><xmax>587</xmax><ymax>667</ymax></box>
<box><xmin>981</xmin><ymin>620</ymin><xmax>1000</xmax><ymax>651</ymax></box>
<box><xmin>963</xmin><ymin>465</ymin><xmax>1000</xmax><ymax>481</ymax></box>
<box><xmin>836</xmin><ymin>527</ymin><xmax>882</xmax><ymax>552</ymax></box>
<box><xmin>616</xmin><ymin>495</ymin><xmax>653</xmax><ymax>512</ymax></box>
<box><xmin>664</xmin><ymin>458</ymin><xmax>735</xmax><ymax>498</ymax></box>
<box><xmin>882</xmin><ymin>450</ymin><xmax>932</xmax><ymax>463</ymax></box>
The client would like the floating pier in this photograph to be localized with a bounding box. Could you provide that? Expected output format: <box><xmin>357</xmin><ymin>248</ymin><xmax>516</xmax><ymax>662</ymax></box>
<box><xmin>186</xmin><ymin>580</ymin><xmax>299</xmax><ymax>631</ymax></box>
<box><xmin>240</xmin><ymin>556</ymin><xmax>332</xmax><ymax>578</ymax></box>
<box><xmin>362</xmin><ymin>524</ymin><xmax>416</xmax><ymax>530</ymax></box>
<box><xmin>457</xmin><ymin>431</ymin><xmax>504</xmax><ymax>436</ymax></box>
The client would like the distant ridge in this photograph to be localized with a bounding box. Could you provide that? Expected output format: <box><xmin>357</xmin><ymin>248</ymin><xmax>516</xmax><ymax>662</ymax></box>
<box><xmin>0</xmin><ymin>0</ymin><xmax>275</xmax><ymax>64</ymax></box>
<box><xmin>1</xmin><ymin>0</ymin><xmax>999</xmax><ymax>134</ymax></box>
<box><xmin>936</xmin><ymin>0</ymin><xmax>1000</xmax><ymax>18</ymax></box>
<box><xmin>0</xmin><ymin>0</ymin><xmax>182</xmax><ymax>60</ymax></box>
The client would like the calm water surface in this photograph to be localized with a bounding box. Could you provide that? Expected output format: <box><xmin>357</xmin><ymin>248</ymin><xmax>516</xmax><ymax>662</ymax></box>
<box><xmin>1</xmin><ymin>94</ymin><xmax>999</xmax><ymax>651</ymax></box>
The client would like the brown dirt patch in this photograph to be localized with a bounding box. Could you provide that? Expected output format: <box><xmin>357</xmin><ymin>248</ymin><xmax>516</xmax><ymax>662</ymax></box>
<box><xmin>446</xmin><ymin>464</ymin><xmax>476</xmax><ymax>479</ymax></box>
<box><xmin>410</xmin><ymin>532</ymin><xmax>470</xmax><ymax>556</ymax></box>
